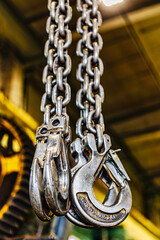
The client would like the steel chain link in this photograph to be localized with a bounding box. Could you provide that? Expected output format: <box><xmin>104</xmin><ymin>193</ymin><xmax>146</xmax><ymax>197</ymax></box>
<box><xmin>76</xmin><ymin>0</ymin><xmax>105</xmax><ymax>149</ymax></box>
<box><xmin>69</xmin><ymin>2</ymin><xmax>132</xmax><ymax>228</ymax></box>
<box><xmin>41</xmin><ymin>0</ymin><xmax>72</xmax><ymax>125</ymax></box>
<box><xmin>29</xmin><ymin>0</ymin><xmax>72</xmax><ymax>220</ymax></box>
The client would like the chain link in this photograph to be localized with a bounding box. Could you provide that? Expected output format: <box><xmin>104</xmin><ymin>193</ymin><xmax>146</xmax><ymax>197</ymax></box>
<box><xmin>41</xmin><ymin>0</ymin><xmax>72</xmax><ymax>125</ymax></box>
<box><xmin>30</xmin><ymin>0</ymin><xmax>73</xmax><ymax>220</ymax></box>
<box><xmin>76</xmin><ymin>0</ymin><xmax>105</xmax><ymax>149</ymax></box>
<box><xmin>30</xmin><ymin>0</ymin><xmax>132</xmax><ymax>226</ymax></box>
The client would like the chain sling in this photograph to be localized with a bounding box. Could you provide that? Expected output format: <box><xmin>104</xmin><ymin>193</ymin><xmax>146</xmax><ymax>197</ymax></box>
<box><xmin>29</xmin><ymin>0</ymin><xmax>132</xmax><ymax>227</ymax></box>
<box><xmin>29</xmin><ymin>0</ymin><xmax>72</xmax><ymax>220</ymax></box>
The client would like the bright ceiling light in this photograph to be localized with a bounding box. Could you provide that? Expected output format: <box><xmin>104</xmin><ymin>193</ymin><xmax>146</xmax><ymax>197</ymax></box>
<box><xmin>103</xmin><ymin>0</ymin><xmax>124</xmax><ymax>7</ymax></box>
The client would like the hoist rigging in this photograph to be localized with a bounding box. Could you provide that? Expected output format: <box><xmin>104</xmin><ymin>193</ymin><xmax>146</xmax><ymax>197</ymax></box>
<box><xmin>29</xmin><ymin>0</ymin><xmax>132</xmax><ymax>228</ymax></box>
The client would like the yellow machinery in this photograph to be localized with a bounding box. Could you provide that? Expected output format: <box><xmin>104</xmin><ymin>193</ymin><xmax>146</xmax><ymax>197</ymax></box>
<box><xmin>0</xmin><ymin>116</ymin><xmax>34</xmax><ymax>238</ymax></box>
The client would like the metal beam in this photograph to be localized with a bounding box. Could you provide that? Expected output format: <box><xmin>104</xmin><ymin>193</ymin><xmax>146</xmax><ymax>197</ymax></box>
<box><xmin>107</xmin><ymin>102</ymin><xmax>160</xmax><ymax>124</ymax></box>
<box><xmin>120</xmin><ymin>126</ymin><xmax>160</xmax><ymax>138</ymax></box>
<box><xmin>122</xmin><ymin>13</ymin><xmax>160</xmax><ymax>91</ymax></box>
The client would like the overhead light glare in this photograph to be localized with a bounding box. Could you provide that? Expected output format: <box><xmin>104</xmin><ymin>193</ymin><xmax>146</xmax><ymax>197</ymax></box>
<box><xmin>103</xmin><ymin>0</ymin><xmax>124</xmax><ymax>7</ymax></box>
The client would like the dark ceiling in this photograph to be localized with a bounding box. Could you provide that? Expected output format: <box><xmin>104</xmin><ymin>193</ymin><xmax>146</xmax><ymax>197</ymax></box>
<box><xmin>0</xmin><ymin>0</ymin><xmax>160</xmax><ymax>229</ymax></box>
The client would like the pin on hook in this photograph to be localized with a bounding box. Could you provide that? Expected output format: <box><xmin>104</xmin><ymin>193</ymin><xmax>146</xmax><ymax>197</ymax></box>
<box><xmin>71</xmin><ymin>133</ymin><xmax>132</xmax><ymax>227</ymax></box>
<box><xmin>111</xmin><ymin>149</ymin><xmax>121</xmax><ymax>154</ymax></box>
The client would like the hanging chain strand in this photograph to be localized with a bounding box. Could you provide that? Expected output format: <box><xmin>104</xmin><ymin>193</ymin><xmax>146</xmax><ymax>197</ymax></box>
<box><xmin>68</xmin><ymin>0</ymin><xmax>132</xmax><ymax>228</ymax></box>
<box><xmin>29</xmin><ymin>0</ymin><xmax>72</xmax><ymax>220</ymax></box>
<box><xmin>41</xmin><ymin>0</ymin><xmax>72</xmax><ymax>124</ymax></box>
<box><xmin>76</xmin><ymin>0</ymin><xmax>104</xmax><ymax>149</ymax></box>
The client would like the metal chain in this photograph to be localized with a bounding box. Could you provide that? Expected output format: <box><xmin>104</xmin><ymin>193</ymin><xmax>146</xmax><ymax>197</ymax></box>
<box><xmin>41</xmin><ymin>0</ymin><xmax>72</xmax><ymax>125</ymax></box>
<box><xmin>29</xmin><ymin>0</ymin><xmax>73</xmax><ymax>220</ymax></box>
<box><xmin>76</xmin><ymin>0</ymin><xmax>105</xmax><ymax>149</ymax></box>
<box><xmin>29</xmin><ymin>0</ymin><xmax>132</xmax><ymax>227</ymax></box>
<box><xmin>71</xmin><ymin>3</ymin><xmax>132</xmax><ymax>228</ymax></box>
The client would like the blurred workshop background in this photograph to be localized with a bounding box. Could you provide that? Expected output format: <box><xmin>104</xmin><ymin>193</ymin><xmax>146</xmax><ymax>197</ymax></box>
<box><xmin>0</xmin><ymin>0</ymin><xmax>160</xmax><ymax>239</ymax></box>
